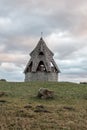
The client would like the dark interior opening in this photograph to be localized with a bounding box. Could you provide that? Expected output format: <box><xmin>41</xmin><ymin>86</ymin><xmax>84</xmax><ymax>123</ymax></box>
<box><xmin>37</xmin><ymin>61</ymin><xmax>46</xmax><ymax>72</ymax></box>
<box><xmin>39</xmin><ymin>52</ymin><xmax>44</xmax><ymax>55</ymax></box>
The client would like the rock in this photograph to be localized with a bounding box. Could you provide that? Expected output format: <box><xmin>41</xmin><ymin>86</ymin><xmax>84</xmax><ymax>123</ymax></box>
<box><xmin>37</xmin><ymin>88</ymin><xmax>54</xmax><ymax>99</ymax></box>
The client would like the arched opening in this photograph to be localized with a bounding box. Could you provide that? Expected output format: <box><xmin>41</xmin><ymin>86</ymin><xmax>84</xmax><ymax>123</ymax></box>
<box><xmin>37</xmin><ymin>61</ymin><xmax>46</xmax><ymax>72</ymax></box>
<box><xmin>50</xmin><ymin>62</ymin><xmax>57</xmax><ymax>72</ymax></box>
<box><xmin>39</xmin><ymin>51</ymin><xmax>44</xmax><ymax>55</ymax></box>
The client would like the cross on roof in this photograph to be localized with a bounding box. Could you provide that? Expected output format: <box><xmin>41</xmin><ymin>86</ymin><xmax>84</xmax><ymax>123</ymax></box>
<box><xmin>41</xmin><ymin>32</ymin><xmax>43</xmax><ymax>37</ymax></box>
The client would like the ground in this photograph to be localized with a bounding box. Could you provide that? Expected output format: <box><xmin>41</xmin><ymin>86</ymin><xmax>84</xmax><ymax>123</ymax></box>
<box><xmin>0</xmin><ymin>81</ymin><xmax>87</xmax><ymax>130</ymax></box>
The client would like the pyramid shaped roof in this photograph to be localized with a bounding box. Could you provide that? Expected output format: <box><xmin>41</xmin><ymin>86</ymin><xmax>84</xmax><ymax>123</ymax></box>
<box><xmin>30</xmin><ymin>37</ymin><xmax>54</xmax><ymax>56</ymax></box>
<box><xmin>24</xmin><ymin>37</ymin><xmax>60</xmax><ymax>73</ymax></box>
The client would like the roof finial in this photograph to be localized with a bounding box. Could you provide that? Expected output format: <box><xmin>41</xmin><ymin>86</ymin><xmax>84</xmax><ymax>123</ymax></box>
<box><xmin>41</xmin><ymin>32</ymin><xmax>43</xmax><ymax>37</ymax></box>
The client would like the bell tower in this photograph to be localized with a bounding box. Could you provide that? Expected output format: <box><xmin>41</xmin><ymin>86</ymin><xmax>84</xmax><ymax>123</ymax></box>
<box><xmin>24</xmin><ymin>37</ymin><xmax>60</xmax><ymax>81</ymax></box>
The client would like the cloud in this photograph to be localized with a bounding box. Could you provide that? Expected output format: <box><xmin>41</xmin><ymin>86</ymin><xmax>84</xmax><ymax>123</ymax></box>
<box><xmin>46</xmin><ymin>32</ymin><xmax>87</xmax><ymax>59</ymax></box>
<box><xmin>0</xmin><ymin>53</ymin><xmax>27</xmax><ymax>65</ymax></box>
<box><xmin>60</xmin><ymin>73</ymin><xmax>87</xmax><ymax>83</ymax></box>
<box><xmin>45</xmin><ymin>32</ymin><xmax>87</xmax><ymax>82</ymax></box>
<box><xmin>0</xmin><ymin>17</ymin><xmax>11</xmax><ymax>27</ymax></box>
<box><xmin>0</xmin><ymin>0</ymin><xmax>87</xmax><ymax>82</ymax></box>
<box><xmin>1</xmin><ymin>62</ymin><xmax>21</xmax><ymax>72</ymax></box>
<box><xmin>0</xmin><ymin>62</ymin><xmax>24</xmax><ymax>81</ymax></box>
<box><xmin>0</xmin><ymin>44</ymin><xmax>6</xmax><ymax>52</ymax></box>
<box><xmin>0</xmin><ymin>0</ymin><xmax>87</xmax><ymax>37</ymax></box>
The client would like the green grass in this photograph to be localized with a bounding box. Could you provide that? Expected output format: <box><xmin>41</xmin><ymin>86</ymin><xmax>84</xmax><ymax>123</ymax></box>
<box><xmin>0</xmin><ymin>81</ymin><xmax>87</xmax><ymax>130</ymax></box>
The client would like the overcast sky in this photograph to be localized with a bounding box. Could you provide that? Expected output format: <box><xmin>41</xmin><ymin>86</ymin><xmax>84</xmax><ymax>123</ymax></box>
<box><xmin>0</xmin><ymin>0</ymin><xmax>87</xmax><ymax>82</ymax></box>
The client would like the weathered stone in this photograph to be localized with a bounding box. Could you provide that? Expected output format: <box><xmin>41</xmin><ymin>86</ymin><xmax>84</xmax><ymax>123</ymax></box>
<box><xmin>24</xmin><ymin>37</ymin><xmax>60</xmax><ymax>81</ymax></box>
<box><xmin>37</xmin><ymin>88</ymin><xmax>54</xmax><ymax>99</ymax></box>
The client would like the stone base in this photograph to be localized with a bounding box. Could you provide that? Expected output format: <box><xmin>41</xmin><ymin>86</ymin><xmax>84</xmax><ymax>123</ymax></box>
<box><xmin>25</xmin><ymin>72</ymin><xmax>58</xmax><ymax>82</ymax></box>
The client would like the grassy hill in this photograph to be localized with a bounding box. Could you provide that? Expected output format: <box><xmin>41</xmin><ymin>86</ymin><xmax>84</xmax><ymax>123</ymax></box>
<box><xmin>0</xmin><ymin>81</ymin><xmax>87</xmax><ymax>130</ymax></box>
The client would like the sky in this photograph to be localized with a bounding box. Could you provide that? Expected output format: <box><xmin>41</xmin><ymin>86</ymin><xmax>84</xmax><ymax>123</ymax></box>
<box><xmin>0</xmin><ymin>0</ymin><xmax>87</xmax><ymax>82</ymax></box>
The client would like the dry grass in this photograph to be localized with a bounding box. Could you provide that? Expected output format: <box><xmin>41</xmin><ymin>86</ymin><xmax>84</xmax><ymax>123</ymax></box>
<box><xmin>0</xmin><ymin>81</ymin><xmax>87</xmax><ymax>130</ymax></box>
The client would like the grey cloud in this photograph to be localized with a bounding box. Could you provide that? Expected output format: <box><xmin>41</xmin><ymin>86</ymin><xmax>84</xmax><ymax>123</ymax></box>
<box><xmin>60</xmin><ymin>73</ymin><xmax>87</xmax><ymax>83</ymax></box>
<box><xmin>0</xmin><ymin>0</ymin><xmax>87</xmax><ymax>37</ymax></box>
<box><xmin>0</xmin><ymin>66</ymin><xmax>24</xmax><ymax>81</ymax></box>
<box><xmin>0</xmin><ymin>0</ymin><xmax>87</xmax><ymax>82</ymax></box>
<box><xmin>47</xmin><ymin>33</ymin><xmax>87</xmax><ymax>60</ymax></box>
<box><xmin>0</xmin><ymin>36</ymin><xmax>38</xmax><ymax>53</ymax></box>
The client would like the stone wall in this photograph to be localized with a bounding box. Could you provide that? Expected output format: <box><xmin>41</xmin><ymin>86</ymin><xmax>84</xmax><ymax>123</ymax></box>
<box><xmin>25</xmin><ymin>72</ymin><xmax>58</xmax><ymax>82</ymax></box>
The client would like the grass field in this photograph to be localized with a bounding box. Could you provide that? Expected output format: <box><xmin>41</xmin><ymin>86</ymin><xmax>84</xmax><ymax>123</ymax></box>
<box><xmin>0</xmin><ymin>81</ymin><xmax>87</xmax><ymax>130</ymax></box>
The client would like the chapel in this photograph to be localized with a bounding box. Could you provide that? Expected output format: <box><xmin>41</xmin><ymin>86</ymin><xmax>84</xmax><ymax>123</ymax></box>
<box><xmin>24</xmin><ymin>37</ymin><xmax>60</xmax><ymax>81</ymax></box>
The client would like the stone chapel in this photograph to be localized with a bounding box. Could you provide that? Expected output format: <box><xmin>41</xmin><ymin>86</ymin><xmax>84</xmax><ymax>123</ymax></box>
<box><xmin>24</xmin><ymin>37</ymin><xmax>60</xmax><ymax>81</ymax></box>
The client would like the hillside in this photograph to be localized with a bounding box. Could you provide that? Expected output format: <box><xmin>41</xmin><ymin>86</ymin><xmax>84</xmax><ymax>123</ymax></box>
<box><xmin>0</xmin><ymin>81</ymin><xmax>87</xmax><ymax>130</ymax></box>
